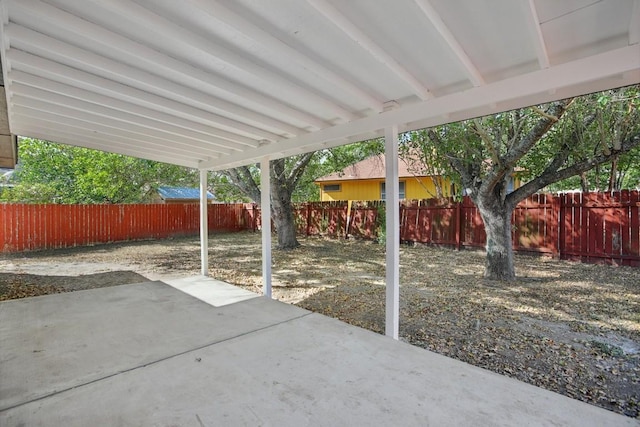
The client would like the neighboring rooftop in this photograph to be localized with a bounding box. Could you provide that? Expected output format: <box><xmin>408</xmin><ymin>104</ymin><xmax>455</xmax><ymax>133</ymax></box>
<box><xmin>315</xmin><ymin>154</ymin><xmax>432</xmax><ymax>182</ymax></box>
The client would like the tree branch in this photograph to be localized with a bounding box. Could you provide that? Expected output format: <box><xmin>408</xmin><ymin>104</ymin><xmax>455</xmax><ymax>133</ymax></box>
<box><xmin>531</xmin><ymin>105</ymin><xmax>561</xmax><ymax>122</ymax></box>
<box><xmin>427</xmin><ymin>129</ymin><xmax>475</xmax><ymax>190</ymax></box>
<box><xmin>289</xmin><ymin>152</ymin><xmax>316</xmax><ymax>188</ymax></box>
<box><xmin>480</xmin><ymin>99</ymin><xmax>573</xmax><ymax>199</ymax></box>
<box><xmin>502</xmin><ymin>99</ymin><xmax>573</xmax><ymax>168</ymax></box>
<box><xmin>472</xmin><ymin>119</ymin><xmax>500</xmax><ymax>165</ymax></box>
<box><xmin>507</xmin><ymin>132</ymin><xmax>640</xmax><ymax>208</ymax></box>
<box><xmin>506</xmin><ymin>112</ymin><xmax>596</xmax><ymax>207</ymax></box>
<box><xmin>222</xmin><ymin>166</ymin><xmax>261</xmax><ymax>203</ymax></box>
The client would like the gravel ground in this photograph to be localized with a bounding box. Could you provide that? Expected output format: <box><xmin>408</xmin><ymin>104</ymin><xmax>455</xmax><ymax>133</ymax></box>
<box><xmin>1</xmin><ymin>231</ymin><xmax>638</xmax><ymax>418</ymax></box>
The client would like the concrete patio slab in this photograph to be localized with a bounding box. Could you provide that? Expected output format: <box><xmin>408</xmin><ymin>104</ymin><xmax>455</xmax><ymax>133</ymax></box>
<box><xmin>1</xmin><ymin>283</ymin><xmax>636</xmax><ymax>426</ymax></box>
<box><xmin>163</xmin><ymin>275</ymin><xmax>259</xmax><ymax>306</ymax></box>
<box><xmin>0</xmin><ymin>281</ymin><xmax>306</xmax><ymax>412</ymax></box>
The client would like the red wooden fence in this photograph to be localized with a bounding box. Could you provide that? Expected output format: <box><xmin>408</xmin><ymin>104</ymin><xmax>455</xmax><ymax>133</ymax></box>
<box><xmin>292</xmin><ymin>191</ymin><xmax>639</xmax><ymax>266</ymax></box>
<box><xmin>348</xmin><ymin>201</ymin><xmax>381</xmax><ymax>239</ymax></box>
<box><xmin>293</xmin><ymin>201</ymin><xmax>382</xmax><ymax>239</ymax></box>
<box><xmin>559</xmin><ymin>191</ymin><xmax>640</xmax><ymax>266</ymax></box>
<box><xmin>0</xmin><ymin>203</ymin><xmax>252</xmax><ymax>252</ymax></box>
<box><xmin>294</xmin><ymin>201</ymin><xmax>348</xmax><ymax>238</ymax></box>
<box><xmin>2</xmin><ymin>191</ymin><xmax>638</xmax><ymax>266</ymax></box>
<box><xmin>395</xmin><ymin>191</ymin><xmax>640</xmax><ymax>266</ymax></box>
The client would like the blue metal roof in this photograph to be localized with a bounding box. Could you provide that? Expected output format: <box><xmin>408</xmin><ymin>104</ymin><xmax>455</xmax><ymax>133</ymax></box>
<box><xmin>158</xmin><ymin>186</ymin><xmax>214</xmax><ymax>200</ymax></box>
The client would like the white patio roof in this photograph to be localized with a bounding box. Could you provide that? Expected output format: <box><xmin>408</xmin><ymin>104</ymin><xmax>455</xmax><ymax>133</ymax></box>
<box><xmin>0</xmin><ymin>0</ymin><xmax>638</xmax><ymax>171</ymax></box>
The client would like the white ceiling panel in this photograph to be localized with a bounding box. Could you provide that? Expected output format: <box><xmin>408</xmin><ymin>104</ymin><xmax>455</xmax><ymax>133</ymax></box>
<box><xmin>540</xmin><ymin>0</ymin><xmax>633</xmax><ymax>62</ymax></box>
<box><xmin>0</xmin><ymin>0</ymin><xmax>637</xmax><ymax>171</ymax></box>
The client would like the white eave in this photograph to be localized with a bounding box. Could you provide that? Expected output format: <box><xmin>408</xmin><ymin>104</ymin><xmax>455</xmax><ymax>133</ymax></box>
<box><xmin>0</xmin><ymin>0</ymin><xmax>638</xmax><ymax>170</ymax></box>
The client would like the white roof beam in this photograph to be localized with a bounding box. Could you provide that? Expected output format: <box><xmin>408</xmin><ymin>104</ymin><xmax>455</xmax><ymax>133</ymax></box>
<box><xmin>10</xmin><ymin>105</ymin><xmax>226</xmax><ymax>159</ymax></box>
<box><xmin>412</xmin><ymin>0</ymin><xmax>485</xmax><ymax>86</ymax></box>
<box><xmin>11</xmin><ymin>99</ymin><xmax>232</xmax><ymax>156</ymax></box>
<box><xmin>11</xmin><ymin>0</ymin><xmax>330</xmax><ymax>130</ymax></box>
<box><xmin>200</xmin><ymin>44</ymin><xmax>640</xmax><ymax>170</ymax></box>
<box><xmin>186</xmin><ymin>0</ymin><xmax>384</xmax><ymax>113</ymax></box>
<box><xmin>10</xmin><ymin>71</ymin><xmax>260</xmax><ymax>148</ymax></box>
<box><xmin>6</xmin><ymin>49</ymin><xmax>282</xmax><ymax>142</ymax></box>
<box><xmin>6</xmin><ymin>23</ymin><xmax>306</xmax><ymax>137</ymax></box>
<box><xmin>524</xmin><ymin>0</ymin><xmax>550</xmax><ymax>69</ymax></box>
<box><xmin>10</xmin><ymin>86</ymin><xmax>243</xmax><ymax>153</ymax></box>
<box><xmin>10</xmin><ymin>83</ymin><xmax>239</xmax><ymax>150</ymax></box>
<box><xmin>13</xmin><ymin>122</ymin><xmax>202</xmax><ymax>163</ymax></box>
<box><xmin>12</xmin><ymin>125</ymin><xmax>199</xmax><ymax>168</ymax></box>
<box><xmin>307</xmin><ymin>0</ymin><xmax>432</xmax><ymax>100</ymax></box>
<box><xmin>55</xmin><ymin>0</ymin><xmax>357</xmax><ymax>122</ymax></box>
<box><xmin>12</xmin><ymin>120</ymin><xmax>211</xmax><ymax>166</ymax></box>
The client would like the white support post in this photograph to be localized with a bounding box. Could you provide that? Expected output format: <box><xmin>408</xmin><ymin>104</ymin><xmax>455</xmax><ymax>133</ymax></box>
<box><xmin>260</xmin><ymin>157</ymin><xmax>273</xmax><ymax>298</ymax></box>
<box><xmin>199</xmin><ymin>169</ymin><xmax>209</xmax><ymax>276</ymax></box>
<box><xmin>385</xmin><ymin>125</ymin><xmax>400</xmax><ymax>339</ymax></box>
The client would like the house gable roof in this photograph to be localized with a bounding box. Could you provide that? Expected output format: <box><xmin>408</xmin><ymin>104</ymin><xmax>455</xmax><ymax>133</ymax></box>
<box><xmin>315</xmin><ymin>154</ymin><xmax>431</xmax><ymax>182</ymax></box>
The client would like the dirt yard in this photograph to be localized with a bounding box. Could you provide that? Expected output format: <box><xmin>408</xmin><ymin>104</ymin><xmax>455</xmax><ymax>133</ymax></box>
<box><xmin>1</xmin><ymin>232</ymin><xmax>638</xmax><ymax>418</ymax></box>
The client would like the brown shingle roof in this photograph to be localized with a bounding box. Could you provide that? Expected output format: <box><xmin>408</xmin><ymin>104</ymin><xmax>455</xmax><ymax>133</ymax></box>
<box><xmin>315</xmin><ymin>154</ymin><xmax>432</xmax><ymax>182</ymax></box>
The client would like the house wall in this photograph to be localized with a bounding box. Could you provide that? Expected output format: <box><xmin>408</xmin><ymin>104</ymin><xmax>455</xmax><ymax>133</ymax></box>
<box><xmin>318</xmin><ymin>176</ymin><xmax>451</xmax><ymax>201</ymax></box>
<box><xmin>319</xmin><ymin>179</ymin><xmax>380</xmax><ymax>201</ymax></box>
<box><xmin>405</xmin><ymin>176</ymin><xmax>451</xmax><ymax>200</ymax></box>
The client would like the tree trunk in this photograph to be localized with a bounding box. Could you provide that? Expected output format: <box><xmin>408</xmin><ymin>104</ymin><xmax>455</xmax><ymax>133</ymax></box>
<box><xmin>579</xmin><ymin>172</ymin><xmax>590</xmax><ymax>192</ymax></box>
<box><xmin>608</xmin><ymin>155</ymin><xmax>619</xmax><ymax>192</ymax></box>
<box><xmin>433</xmin><ymin>176</ymin><xmax>444</xmax><ymax>198</ymax></box>
<box><xmin>271</xmin><ymin>183</ymin><xmax>299</xmax><ymax>250</ymax></box>
<box><xmin>477</xmin><ymin>201</ymin><xmax>515</xmax><ymax>280</ymax></box>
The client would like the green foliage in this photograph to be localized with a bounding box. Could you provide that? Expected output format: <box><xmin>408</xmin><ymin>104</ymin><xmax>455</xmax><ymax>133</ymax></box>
<box><xmin>317</xmin><ymin>138</ymin><xmax>385</xmax><ymax>176</ymax></box>
<box><xmin>545</xmin><ymin>144</ymin><xmax>640</xmax><ymax>192</ymax></box>
<box><xmin>2</xmin><ymin>138</ymin><xmax>199</xmax><ymax>204</ymax></box>
<box><xmin>1</xmin><ymin>182</ymin><xmax>57</xmax><ymax>204</ymax></box>
<box><xmin>209</xmin><ymin>172</ymin><xmax>252</xmax><ymax>202</ymax></box>
<box><xmin>399</xmin><ymin>131</ymin><xmax>460</xmax><ymax>198</ymax></box>
<box><xmin>543</xmin><ymin>87</ymin><xmax>640</xmax><ymax>191</ymax></box>
<box><xmin>403</xmin><ymin>85</ymin><xmax>640</xmax><ymax>195</ymax></box>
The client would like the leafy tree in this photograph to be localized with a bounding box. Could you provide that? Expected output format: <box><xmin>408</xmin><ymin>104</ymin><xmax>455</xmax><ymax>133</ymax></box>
<box><xmin>220</xmin><ymin>139</ymin><xmax>384</xmax><ymax>249</ymax></box>
<box><xmin>403</xmin><ymin>85</ymin><xmax>640</xmax><ymax>280</ymax></box>
<box><xmin>545</xmin><ymin>143</ymin><xmax>640</xmax><ymax>192</ymax></box>
<box><xmin>208</xmin><ymin>172</ymin><xmax>252</xmax><ymax>203</ymax></box>
<box><xmin>399</xmin><ymin>136</ymin><xmax>454</xmax><ymax>199</ymax></box>
<box><xmin>221</xmin><ymin>154</ymin><xmax>315</xmax><ymax>249</ymax></box>
<box><xmin>521</xmin><ymin>87</ymin><xmax>640</xmax><ymax>192</ymax></box>
<box><xmin>2</xmin><ymin>138</ymin><xmax>198</xmax><ymax>203</ymax></box>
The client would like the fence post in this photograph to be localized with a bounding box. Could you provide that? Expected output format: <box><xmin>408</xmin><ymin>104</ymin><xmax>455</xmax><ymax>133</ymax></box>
<box><xmin>252</xmin><ymin>204</ymin><xmax>258</xmax><ymax>232</ymax></box>
<box><xmin>306</xmin><ymin>203</ymin><xmax>312</xmax><ymax>236</ymax></box>
<box><xmin>552</xmin><ymin>194</ymin><xmax>561</xmax><ymax>259</ymax></box>
<box><xmin>344</xmin><ymin>200</ymin><xmax>351</xmax><ymax>239</ymax></box>
<box><xmin>455</xmin><ymin>200</ymin><xmax>461</xmax><ymax>250</ymax></box>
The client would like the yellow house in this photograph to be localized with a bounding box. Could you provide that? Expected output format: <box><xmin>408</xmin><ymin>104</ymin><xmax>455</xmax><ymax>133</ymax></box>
<box><xmin>315</xmin><ymin>154</ymin><xmax>453</xmax><ymax>202</ymax></box>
